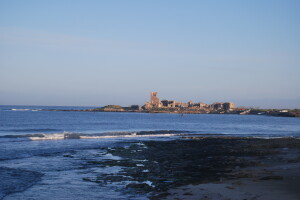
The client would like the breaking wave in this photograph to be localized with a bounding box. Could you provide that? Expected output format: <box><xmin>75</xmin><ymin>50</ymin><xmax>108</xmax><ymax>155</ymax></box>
<box><xmin>10</xmin><ymin>108</ymin><xmax>42</xmax><ymax>111</ymax></box>
<box><xmin>0</xmin><ymin>130</ymin><xmax>191</xmax><ymax>141</ymax></box>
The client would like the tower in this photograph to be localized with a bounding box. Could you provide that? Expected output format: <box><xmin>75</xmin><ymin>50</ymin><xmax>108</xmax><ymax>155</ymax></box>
<box><xmin>150</xmin><ymin>92</ymin><xmax>161</xmax><ymax>107</ymax></box>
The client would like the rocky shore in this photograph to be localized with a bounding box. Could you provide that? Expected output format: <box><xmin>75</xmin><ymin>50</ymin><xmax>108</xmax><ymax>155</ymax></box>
<box><xmin>83</xmin><ymin>136</ymin><xmax>300</xmax><ymax>199</ymax></box>
<box><xmin>43</xmin><ymin>107</ymin><xmax>300</xmax><ymax>118</ymax></box>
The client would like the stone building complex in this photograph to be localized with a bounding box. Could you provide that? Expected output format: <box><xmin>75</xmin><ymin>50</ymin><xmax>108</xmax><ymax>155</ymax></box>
<box><xmin>143</xmin><ymin>92</ymin><xmax>234</xmax><ymax>111</ymax></box>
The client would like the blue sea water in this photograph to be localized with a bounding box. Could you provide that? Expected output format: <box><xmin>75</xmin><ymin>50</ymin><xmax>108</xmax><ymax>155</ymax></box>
<box><xmin>0</xmin><ymin>105</ymin><xmax>300</xmax><ymax>199</ymax></box>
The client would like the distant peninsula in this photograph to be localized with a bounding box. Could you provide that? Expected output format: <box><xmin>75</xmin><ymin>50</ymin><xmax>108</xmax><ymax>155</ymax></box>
<box><xmin>50</xmin><ymin>92</ymin><xmax>300</xmax><ymax>118</ymax></box>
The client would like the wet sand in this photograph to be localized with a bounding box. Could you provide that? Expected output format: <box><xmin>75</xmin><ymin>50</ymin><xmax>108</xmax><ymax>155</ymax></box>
<box><xmin>87</xmin><ymin>136</ymin><xmax>300</xmax><ymax>199</ymax></box>
<box><xmin>162</xmin><ymin>156</ymin><xmax>300</xmax><ymax>200</ymax></box>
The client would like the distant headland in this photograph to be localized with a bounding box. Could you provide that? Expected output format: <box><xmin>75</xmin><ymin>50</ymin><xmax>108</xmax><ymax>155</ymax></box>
<box><xmin>51</xmin><ymin>92</ymin><xmax>300</xmax><ymax>117</ymax></box>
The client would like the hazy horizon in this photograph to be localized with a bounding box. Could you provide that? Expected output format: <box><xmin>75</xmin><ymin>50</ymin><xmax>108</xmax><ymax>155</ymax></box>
<box><xmin>1</xmin><ymin>1</ymin><xmax>299</xmax><ymax>109</ymax></box>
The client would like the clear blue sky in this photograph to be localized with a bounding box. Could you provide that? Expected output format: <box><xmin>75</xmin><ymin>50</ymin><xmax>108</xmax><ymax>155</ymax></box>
<box><xmin>0</xmin><ymin>0</ymin><xmax>299</xmax><ymax>108</ymax></box>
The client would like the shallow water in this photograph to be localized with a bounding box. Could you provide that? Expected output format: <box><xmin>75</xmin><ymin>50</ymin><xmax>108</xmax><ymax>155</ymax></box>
<box><xmin>0</xmin><ymin>105</ymin><xmax>299</xmax><ymax>199</ymax></box>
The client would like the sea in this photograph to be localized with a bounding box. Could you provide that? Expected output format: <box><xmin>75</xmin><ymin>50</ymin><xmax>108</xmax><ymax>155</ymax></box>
<box><xmin>0</xmin><ymin>105</ymin><xmax>300</xmax><ymax>200</ymax></box>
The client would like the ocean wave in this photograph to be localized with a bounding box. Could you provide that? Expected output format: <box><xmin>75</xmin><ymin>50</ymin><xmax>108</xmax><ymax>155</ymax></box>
<box><xmin>1</xmin><ymin>132</ymin><xmax>297</xmax><ymax>143</ymax></box>
<box><xmin>10</xmin><ymin>108</ymin><xmax>42</xmax><ymax>111</ymax></box>
<box><xmin>0</xmin><ymin>130</ymin><xmax>190</xmax><ymax>141</ymax></box>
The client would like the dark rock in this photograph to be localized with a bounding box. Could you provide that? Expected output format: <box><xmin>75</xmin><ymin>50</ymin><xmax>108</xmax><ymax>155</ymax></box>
<box><xmin>82</xmin><ymin>137</ymin><xmax>300</xmax><ymax>198</ymax></box>
<box><xmin>126</xmin><ymin>183</ymin><xmax>153</xmax><ymax>193</ymax></box>
<box><xmin>259</xmin><ymin>175</ymin><xmax>283</xmax><ymax>180</ymax></box>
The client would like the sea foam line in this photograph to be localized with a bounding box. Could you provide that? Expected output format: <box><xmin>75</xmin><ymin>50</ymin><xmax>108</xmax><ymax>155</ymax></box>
<box><xmin>29</xmin><ymin>133</ymin><xmax>181</xmax><ymax>141</ymax></box>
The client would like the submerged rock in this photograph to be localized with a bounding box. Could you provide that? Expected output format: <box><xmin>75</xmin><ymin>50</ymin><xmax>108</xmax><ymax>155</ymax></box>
<box><xmin>0</xmin><ymin>167</ymin><xmax>43</xmax><ymax>199</ymax></box>
<box><xmin>259</xmin><ymin>175</ymin><xmax>283</xmax><ymax>180</ymax></box>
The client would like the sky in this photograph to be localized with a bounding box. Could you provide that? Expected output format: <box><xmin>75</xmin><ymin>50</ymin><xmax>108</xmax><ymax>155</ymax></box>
<box><xmin>0</xmin><ymin>0</ymin><xmax>299</xmax><ymax>108</ymax></box>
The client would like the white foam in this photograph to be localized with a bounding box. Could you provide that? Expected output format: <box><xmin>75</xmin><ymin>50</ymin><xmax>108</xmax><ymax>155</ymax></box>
<box><xmin>80</xmin><ymin>133</ymin><xmax>179</xmax><ymax>139</ymax></box>
<box><xmin>143</xmin><ymin>180</ymin><xmax>154</xmax><ymax>187</ymax></box>
<box><xmin>11</xmin><ymin>108</ymin><xmax>41</xmax><ymax>112</ymax></box>
<box><xmin>29</xmin><ymin>133</ymin><xmax>65</xmax><ymax>140</ymax></box>
<box><xmin>29</xmin><ymin>133</ymin><xmax>181</xmax><ymax>141</ymax></box>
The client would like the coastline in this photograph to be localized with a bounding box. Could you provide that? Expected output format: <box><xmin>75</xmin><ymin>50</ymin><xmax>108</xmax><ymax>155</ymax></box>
<box><xmin>86</xmin><ymin>136</ymin><xmax>300</xmax><ymax>199</ymax></box>
<box><xmin>3</xmin><ymin>105</ymin><xmax>299</xmax><ymax>117</ymax></box>
<box><xmin>42</xmin><ymin>108</ymin><xmax>300</xmax><ymax>118</ymax></box>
